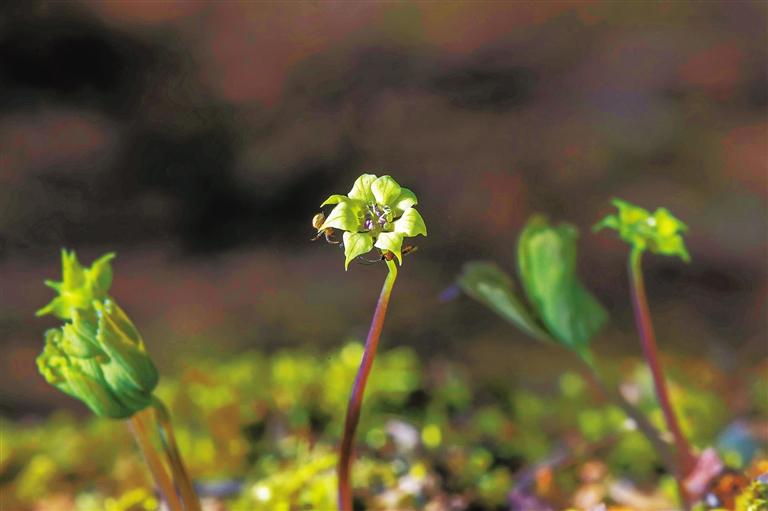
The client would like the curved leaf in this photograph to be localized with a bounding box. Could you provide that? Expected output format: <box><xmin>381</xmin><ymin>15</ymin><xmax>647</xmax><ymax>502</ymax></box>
<box><xmin>518</xmin><ymin>216</ymin><xmax>607</xmax><ymax>357</ymax></box>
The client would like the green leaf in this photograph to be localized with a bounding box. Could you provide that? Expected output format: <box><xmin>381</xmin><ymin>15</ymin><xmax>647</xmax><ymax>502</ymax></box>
<box><xmin>320</xmin><ymin>201</ymin><xmax>362</xmax><ymax>233</ymax></box>
<box><xmin>375</xmin><ymin>232</ymin><xmax>404</xmax><ymax>264</ymax></box>
<box><xmin>393</xmin><ymin>188</ymin><xmax>418</xmax><ymax>214</ymax></box>
<box><xmin>371</xmin><ymin>175</ymin><xmax>402</xmax><ymax>206</ymax></box>
<box><xmin>458</xmin><ymin>262</ymin><xmax>552</xmax><ymax>342</ymax></box>
<box><xmin>394</xmin><ymin>208</ymin><xmax>427</xmax><ymax>237</ymax></box>
<box><xmin>348</xmin><ymin>174</ymin><xmax>377</xmax><ymax>202</ymax></box>
<box><xmin>343</xmin><ymin>232</ymin><xmax>374</xmax><ymax>270</ymax></box>
<box><xmin>518</xmin><ymin>216</ymin><xmax>607</xmax><ymax>357</ymax></box>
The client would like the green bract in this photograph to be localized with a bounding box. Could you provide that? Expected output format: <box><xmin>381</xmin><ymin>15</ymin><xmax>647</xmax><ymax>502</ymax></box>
<box><xmin>36</xmin><ymin>250</ymin><xmax>158</xmax><ymax>419</ymax></box>
<box><xmin>593</xmin><ymin>198</ymin><xmax>690</xmax><ymax>262</ymax></box>
<box><xmin>319</xmin><ymin>174</ymin><xmax>427</xmax><ymax>269</ymax></box>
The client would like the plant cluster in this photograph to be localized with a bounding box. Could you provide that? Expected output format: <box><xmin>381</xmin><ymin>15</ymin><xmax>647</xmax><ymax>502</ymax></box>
<box><xmin>10</xmin><ymin>175</ymin><xmax>767</xmax><ymax>511</ymax></box>
<box><xmin>4</xmin><ymin>343</ymin><xmax>764</xmax><ymax>510</ymax></box>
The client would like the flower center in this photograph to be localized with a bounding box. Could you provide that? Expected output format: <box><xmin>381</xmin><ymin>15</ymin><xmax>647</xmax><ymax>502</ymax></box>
<box><xmin>363</xmin><ymin>203</ymin><xmax>393</xmax><ymax>233</ymax></box>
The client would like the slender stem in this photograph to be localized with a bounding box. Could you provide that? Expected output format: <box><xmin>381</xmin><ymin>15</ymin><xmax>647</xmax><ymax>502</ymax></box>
<box><xmin>628</xmin><ymin>248</ymin><xmax>696</xmax><ymax>500</ymax></box>
<box><xmin>129</xmin><ymin>409</ymin><xmax>184</xmax><ymax>511</ymax></box>
<box><xmin>578</xmin><ymin>354</ymin><xmax>675</xmax><ymax>472</ymax></box>
<box><xmin>338</xmin><ymin>259</ymin><xmax>398</xmax><ymax>511</ymax></box>
<box><xmin>152</xmin><ymin>396</ymin><xmax>201</xmax><ymax>511</ymax></box>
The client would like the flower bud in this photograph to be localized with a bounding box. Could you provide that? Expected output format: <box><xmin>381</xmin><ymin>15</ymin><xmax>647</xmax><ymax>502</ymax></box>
<box><xmin>36</xmin><ymin>250</ymin><xmax>158</xmax><ymax>419</ymax></box>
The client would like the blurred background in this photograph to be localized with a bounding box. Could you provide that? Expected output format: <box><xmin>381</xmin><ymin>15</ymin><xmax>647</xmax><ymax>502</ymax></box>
<box><xmin>1</xmin><ymin>0</ymin><xmax>766</xmax><ymax>419</ymax></box>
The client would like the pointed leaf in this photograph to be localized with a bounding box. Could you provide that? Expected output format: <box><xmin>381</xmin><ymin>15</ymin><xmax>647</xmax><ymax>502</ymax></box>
<box><xmin>394</xmin><ymin>208</ymin><xmax>427</xmax><ymax>237</ymax></box>
<box><xmin>375</xmin><ymin>232</ymin><xmax>404</xmax><ymax>264</ymax></box>
<box><xmin>458</xmin><ymin>262</ymin><xmax>552</xmax><ymax>342</ymax></box>
<box><xmin>343</xmin><ymin>232</ymin><xmax>374</xmax><ymax>270</ymax></box>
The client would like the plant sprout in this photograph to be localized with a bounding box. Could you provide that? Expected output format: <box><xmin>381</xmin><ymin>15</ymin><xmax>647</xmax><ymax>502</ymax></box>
<box><xmin>36</xmin><ymin>250</ymin><xmax>200</xmax><ymax>511</ymax></box>
<box><xmin>315</xmin><ymin>174</ymin><xmax>427</xmax><ymax>511</ymax></box>
<box><xmin>595</xmin><ymin>198</ymin><xmax>696</xmax><ymax>503</ymax></box>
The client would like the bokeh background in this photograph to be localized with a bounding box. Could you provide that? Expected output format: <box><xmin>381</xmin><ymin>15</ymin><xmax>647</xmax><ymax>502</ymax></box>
<box><xmin>1</xmin><ymin>0</ymin><xmax>766</xmax><ymax>419</ymax></box>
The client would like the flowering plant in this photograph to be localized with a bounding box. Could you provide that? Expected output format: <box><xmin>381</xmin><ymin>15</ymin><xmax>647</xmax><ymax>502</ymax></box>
<box><xmin>318</xmin><ymin>174</ymin><xmax>427</xmax><ymax>269</ymax></box>
<box><xmin>593</xmin><ymin>198</ymin><xmax>690</xmax><ymax>262</ymax></box>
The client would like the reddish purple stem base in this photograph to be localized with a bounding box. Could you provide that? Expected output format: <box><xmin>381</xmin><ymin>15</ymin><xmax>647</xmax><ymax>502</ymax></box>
<box><xmin>629</xmin><ymin>249</ymin><xmax>696</xmax><ymax>503</ymax></box>
<box><xmin>338</xmin><ymin>260</ymin><xmax>398</xmax><ymax>511</ymax></box>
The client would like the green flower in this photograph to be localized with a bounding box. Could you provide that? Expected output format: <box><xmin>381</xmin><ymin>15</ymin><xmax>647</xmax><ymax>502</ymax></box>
<box><xmin>593</xmin><ymin>198</ymin><xmax>690</xmax><ymax>262</ymax></box>
<box><xmin>36</xmin><ymin>250</ymin><xmax>158</xmax><ymax>419</ymax></box>
<box><xmin>318</xmin><ymin>174</ymin><xmax>427</xmax><ymax>269</ymax></box>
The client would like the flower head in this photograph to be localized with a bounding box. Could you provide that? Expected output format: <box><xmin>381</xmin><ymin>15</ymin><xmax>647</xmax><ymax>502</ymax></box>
<box><xmin>318</xmin><ymin>174</ymin><xmax>427</xmax><ymax>269</ymax></box>
<box><xmin>593</xmin><ymin>198</ymin><xmax>690</xmax><ymax>262</ymax></box>
<box><xmin>36</xmin><ymin>250</ymin><xmax>158</xmax><ymax>418</ymax></box>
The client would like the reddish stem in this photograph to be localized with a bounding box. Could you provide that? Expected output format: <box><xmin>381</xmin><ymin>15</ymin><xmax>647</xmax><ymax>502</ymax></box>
<box><xmin>628</xmin><ymin>249</ymin><xmax>696</xmax><ymax>487</ymax></box>
<box><xmin>338</xmin><ymin>260</ymin><xmax>398</xmax><ymax>511</ymax></box>
<box><xmin>129</xmin><ymin>409</ymin><xmax>183</xmax><ymax>511</ymax></box>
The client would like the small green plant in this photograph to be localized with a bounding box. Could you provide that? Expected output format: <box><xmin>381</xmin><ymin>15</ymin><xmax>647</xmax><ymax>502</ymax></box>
<box><xmin>458</xmin><ymin>215</ymin><xmax>674</xmax><ymax>478</ymax></box>
<box><xmin>36</xmin><ymin>250</ymin><xmax>200</xmax><ymax>511</ymax></box>
<box><xmin>314</xmin><ymin>173</ymin><xmax>427</xmax><ymax>511</ymax></box>
<box><xmin>595</xmin><ymin>198</ymin><xmax>697</xmax><ymax>502</ymax></box>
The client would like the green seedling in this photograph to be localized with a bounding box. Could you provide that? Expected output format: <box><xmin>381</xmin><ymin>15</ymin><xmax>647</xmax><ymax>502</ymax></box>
<box><xmin>314</xmin><ymin>173</ymin><xmax>427</xmax><ymax>511</ymax></box>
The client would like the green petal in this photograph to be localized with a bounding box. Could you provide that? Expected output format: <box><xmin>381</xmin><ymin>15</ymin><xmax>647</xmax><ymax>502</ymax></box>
<box><xmin>371</xmin><ymin>175</ymin><xmax>402</xmax><ymax>206</ymax></box>
<box><xmin>62</xmin><ymin>364</ymin><xmax>133</xmax><ymax>418</ymax></box>
<box><xmin>392</xmin><ymin>188</ymin><xmax>418</xmax><ymax>214</ymax></box>
<box><xmin>343</xmin><ymin>232</ymin><xmax>374</xmax><ymax>270</ymax></box>
<box><xmin>348</xmin><ymin>174</ymin><xmax>377</xmax><ymax>202</ymax></box>
<box><xmin>320</xmin><ymin>194</ymin><xmax>349</xmax><ymax>207</ymax></box>
<box><xmin>86</xmin><ymin>252</ymin><xmax>115</xmax><ymax>297</ymax></box>
<box><xmin>394</xmin><ymin>208</ymin><xmax>427</xmax><ymax>237</ymax></box>
<box><xmin>375</xmin><ymin>232</ymin><xmax>404</xmax><ymax>265</ymax></box>
<box><xmin>61</xmin><ymin>249</ymin><xmax>87</xmax><ymax>292</ymax></box>
<box><xmin>37</xmin><ymin>250</ymin><xmax>116</xmax><ymax>320</ymax></box>
<box><xmin>320</xmin><ymin>201</ymin><xmax>363</xmax><ymax>233</ymax></box>
<box><xmin>594</xmin><ymin>198</ymin><xmax>690</xmax><ymax>262</ymax></box>
<box><xmin>96</xmin><ymin>301</ymin><xmax>158</xmax><ymax>395</ymax></box>
<box><xmin>592</xmin><ymin>214</ymin><xmax>618</xmax><ymax>233</ymax></box>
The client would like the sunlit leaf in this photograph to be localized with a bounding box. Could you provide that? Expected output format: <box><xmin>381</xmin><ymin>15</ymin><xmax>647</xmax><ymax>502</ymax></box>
<box><xmin>518</xmin><ymin>215</ymin><xmax>607</xmax><ymax>358</ymax></box>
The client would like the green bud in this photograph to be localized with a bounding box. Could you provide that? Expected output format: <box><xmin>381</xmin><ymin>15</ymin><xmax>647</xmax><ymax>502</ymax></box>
<box><xmin>36</xmin><ymin>251</ymin><xmax>158</xmax><ymax>419</ymax></box>
<box><xmin>593</xmin><ymin>198</ymin><xmax>690</xmax><ymax>262</ymax></box>
<box><xmin>317</xmin><ymin>174</ymin><xmax>427</xmax><ymax>270</ymax></box>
